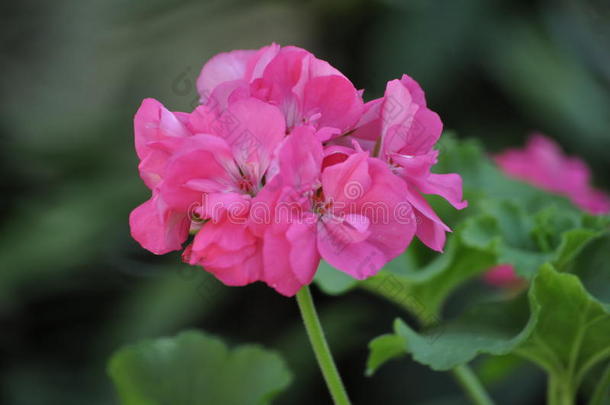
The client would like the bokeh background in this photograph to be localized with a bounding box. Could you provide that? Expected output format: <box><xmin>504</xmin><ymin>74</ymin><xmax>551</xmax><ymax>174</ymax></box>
<box><xmin>1</xmin><ymin>0</ymin><xmax>609</xmax><ymax>404</ymax></box>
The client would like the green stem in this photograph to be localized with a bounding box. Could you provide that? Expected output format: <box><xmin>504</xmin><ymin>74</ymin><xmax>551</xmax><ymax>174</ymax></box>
<box><xmin>548</xmin><ymin>373</ymin><xmax>574</xmax><ymax>405</ymax></box>
<box><xmin>452</xmin><ymin>365</ymin><xmax>495</xmax><ymax>405</ymax></box>
<box><xmin>296</xmin><ymin>285</ymin><xmax>351</xmax><ymax>405</ymax></box>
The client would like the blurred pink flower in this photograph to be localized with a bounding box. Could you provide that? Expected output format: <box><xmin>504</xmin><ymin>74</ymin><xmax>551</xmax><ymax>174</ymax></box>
<box><xmin>495</xmin><ymin>134</ymin><xmax>610</xmax><ymax>215</ymax></box>
<box><xmin>483</xmin><ymin>264</ymin><xmax>523</xmax><ymax>288</ymax></box>
<box><xmin>485</xmin><ymin>134</ymin><xmax>610</xmax><ymax>288</ymax></box>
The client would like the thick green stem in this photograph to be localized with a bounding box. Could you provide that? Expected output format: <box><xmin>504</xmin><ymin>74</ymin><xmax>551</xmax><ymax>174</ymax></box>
<box><xmin>296</xmin><ymin>285</ymin><xmax>351</xmax><ymax>405</ymax></box>
<box><xmin>548</xmin><ymin>374</ymin><xmax>574</xmax><ymax>405</ymax></box>
<box><xmin>452</xmin><ymin>365</ymin><xmax>495</xmax><ymax>405</ymax></box>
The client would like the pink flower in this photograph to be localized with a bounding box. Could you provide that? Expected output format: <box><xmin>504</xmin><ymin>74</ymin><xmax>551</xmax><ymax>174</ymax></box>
<box><xmin>251</xmin><ymin>126</ymin><xmax>417</xmax><ymax>296</ymax></box>
<box><xmin>347</xmin><ymin>74</ymin><xmax>468</xmax><ymax>251</ymax></box>
<box><xmin>484</xmin><ymin>134</ymin><xmax>610</xmax><ymax>288</ymax></box>
<box><xmin>130</xmin><ymin>46</ymin><xmax>460</xmax><ymax>296</ymax></box>
<box><xmin>130</xmin><ymin>96</ymin><xmax>286</xmax><ymax>287</ymax></box>
<box><xmin>495</xmin><ymin>134</ymin><xmax>610</xmax><ymax>215</ymax></box>
<box><xmin>197</xmin><ymin>44</ymin><xmax>364</xmax><ymax>140</ymax></box>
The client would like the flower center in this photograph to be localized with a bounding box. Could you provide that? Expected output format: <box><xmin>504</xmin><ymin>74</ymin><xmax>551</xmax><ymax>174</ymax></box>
<box><xmin>387</xmin><ymin>156</ymin><xmax>403</xmax><ymax>174</ymax></box>
<box><xmin>237</xmin><ymin>175</ymin><xmax>256</xmax><ymax>196</ymax></box>
<box><xmin>311</xmin><ymin>187</ymin><xmax>332</xmax><ymax>216</ymax></box>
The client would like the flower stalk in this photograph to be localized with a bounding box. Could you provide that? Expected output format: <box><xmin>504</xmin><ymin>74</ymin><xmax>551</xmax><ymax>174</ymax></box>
<box><xmin>452</xmin><ymin>365</ymin><xmax>495</xmax><ymax>405</ymax></box>
<box><xmin>296</xmin><ymin>285</ymin><xmax>351</xmax><ymax>405</ymax></box>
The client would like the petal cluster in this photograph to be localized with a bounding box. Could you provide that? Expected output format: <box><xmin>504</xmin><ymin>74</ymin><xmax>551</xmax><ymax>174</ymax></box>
<box><xmin>129</xmin><ymin>44</ymin><xmax>466</xmax><ymax>296</ymax></box>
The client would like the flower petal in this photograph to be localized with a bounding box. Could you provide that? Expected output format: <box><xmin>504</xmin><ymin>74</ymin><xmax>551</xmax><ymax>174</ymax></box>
<box><xmin>187</xmin><ymin>220</ymin><xmax>262</xmax><ymax>286</ymax></box>
<box><xmin>160</xmin><ymin>134</ymin><xmax>237</xmax><ymax>211</ymax></box>
<box><xmin>302</xmin><ymin>75</ymin><xmax>364</xmax><ymax>134</ymax></box>
<box><xmin>321</xmin><ymin>152</ymin><xmax>371</xmax><ymax>205</ymax></box>
<box><xmin>129</xmin><ymin>192</ymin><xmax>189</xmax><ymax>255</ymax></box>
<box><xmin>261</xmin><ymin>218</ymin><xmax>319</xmax><ymax>296</ymax></box>
<box><xmin>404</xmin><ymin>187</ymin><xmax>451</xmax><ymax>252</ymax></box>
<box><xmin>220</xmin><ymin>97</ymin><xmax>286</xmax><ymax>182</ymax></box>
<box><xmin>134</xmin><ymin>98</ymin><xmax>191</xmax><ymax>188</ymax></box>
<box><xmin>414</xmin><ymin>173</ymin><xmax>468</xmax><ymax>210</ymax></box>
<box><xmin>196</xmin><ymin>49</ymin><xmax>257</xmax><ymax>100</ymax></box>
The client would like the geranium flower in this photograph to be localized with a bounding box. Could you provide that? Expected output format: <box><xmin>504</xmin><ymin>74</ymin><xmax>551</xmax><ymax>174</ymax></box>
<box><xmin>130</xmin><ymin>45</ymin><xmax>461</xmax><ymax>296</ymax></box>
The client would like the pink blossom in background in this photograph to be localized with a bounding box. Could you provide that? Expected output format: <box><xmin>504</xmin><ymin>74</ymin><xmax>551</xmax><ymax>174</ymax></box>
<box><xmin>483</xmin><ymin>264</ymin><xmax>523</xmax><ymax>288</ymax></box>
<box><xmin>495</xmin><ymin>134</ymin><xmax>610</xmax><ymax>215</ymax></box>
<box><xmin>130</xmin><ymin>44</ymin><xmax>464</xmax><ymax>296</ymax></box>
<box><xmin>484</xmin><ymin>134</ymin><xmax>610</xmax><ymax>288</ymax></box>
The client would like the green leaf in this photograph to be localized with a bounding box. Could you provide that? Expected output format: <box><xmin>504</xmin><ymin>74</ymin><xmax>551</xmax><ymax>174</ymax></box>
<box><xmin>108</xmin><ymin>331</ymin><xmax>292</xmax><ymax>405</ymax></box>
<box><xmin>314</xmin><ymin>260</ymin><xmax>358</xmax><ymax>295</ymax></box>
<box><xmin>366</xmin><ymin>334</ymin><xmax>407</xmax><ymax>376</ymax></box>
<box><xmin>573</xmin><ymin>233</ymin><xmax>610</xmax><ymax>303</ymax></box>
<box><xmin>374</xmin><ymin>265</ymin><xmax>610</xmax><ymax>400</ymax></box>
<box><xmin>393</xmin><ymin>293</ymin><xmax>533</xmax><ymax>371</ymax></box>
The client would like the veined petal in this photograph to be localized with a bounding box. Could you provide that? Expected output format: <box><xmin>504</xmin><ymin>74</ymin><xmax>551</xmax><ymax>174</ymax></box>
<box><xmin>160</xmin><ymin>134</ymin><xmax>237</xmax><ymax>211</ymax></box>
<box><xmin>196</xmin><ymin>49</ymin><xmax>257</xmax><ymax>100</ymax></box>
<box><xmin>414</xmin><ymin>173</ymin><xmax>468</xmax><ymax>210</ymax></box>
<box><xmin>321</xmin><ymin>152</ymin><xmax>371</xmax><ymax>205</ymax></box>
<box><xmin>188</xmin><ymin>220</ymin><xmax>263</xmax><ymax>286</ymax></box>
<box><xmin>129</xmin><ymin>192</ymin><xmax>189</xmax><ymax>255</ymax></box>
<box><xmin>220</xmin><ymin>97</ymin><xmax>286</xmax><ymax>183</ymax></box>
<box><xmin>405</xmin><ymin>187</ymin><xmax>451</xmax><ymax>252</ymax></box>
<box><xmin>302</xmin><ymin>75</ymin><xmax>364</xmax><ymax>134</ymax></box>
<box><xmin>134</xmin><ymin>98</ymin><xmax>191</xmax><ymax>188</ymax></box>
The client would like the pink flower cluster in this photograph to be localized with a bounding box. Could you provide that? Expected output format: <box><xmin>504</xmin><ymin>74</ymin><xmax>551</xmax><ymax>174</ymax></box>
<box><xmin>485</xmin><ymin>133</ymin><xmax>610</xmax><ymax>287</ymax></box>
<box><xmin>495</xmin><ymin>134</ymin><xmax>610</xmax><ymax>215</ymax></box>
<box><xmin>130</xmin><ymin>44</ymin><xmax>466</xmax><ymax>296</ymax></box>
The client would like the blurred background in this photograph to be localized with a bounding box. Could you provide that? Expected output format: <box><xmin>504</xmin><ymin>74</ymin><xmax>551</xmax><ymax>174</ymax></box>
<box><xmin>1</xmin><ymin>0</ymin><xmax>609</xmax><ymax>404</ymax></box>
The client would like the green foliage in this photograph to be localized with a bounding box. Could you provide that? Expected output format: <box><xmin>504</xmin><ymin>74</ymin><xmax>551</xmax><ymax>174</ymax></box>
<box><xmin>368</xmin><ymin>265</ymin><xmax>610</xmax><ymax>401</ymax></box>
<box><xmin>366</xmin><ymin>334</ymin><xmax>406</xmax><ymax>376</ymax></box>
<box><xmin>108</xmin><ymin>331</ymin><xmax>292</xmax><ymax>405</ymax></box>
